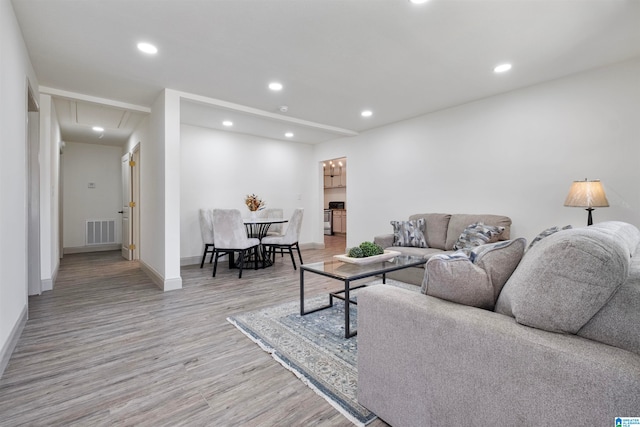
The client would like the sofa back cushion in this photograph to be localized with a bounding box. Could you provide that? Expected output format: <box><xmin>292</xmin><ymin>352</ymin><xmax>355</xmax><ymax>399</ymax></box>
<box><xmin>409</xmin><ymin>213</ymin><xmax>451</xmax><ymax>250</ymax></box>
<box><xmin>445</xmin><ymin>214</ymin><xmax>512</xmax><ymax>250</ymax></box>
<box><xmin>495</xmin><ymin>222</ymin><xmax>638</xmax><ymax>334</ymax></box>
<box><xmin>577</xmin><ymin>251</ymin><xmax>640</xmax><ymax>355</ymax></box>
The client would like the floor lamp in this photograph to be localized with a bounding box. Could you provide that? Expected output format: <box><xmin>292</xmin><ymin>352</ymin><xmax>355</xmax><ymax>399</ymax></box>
<box><xmin>564</xmin><ymin>179</ymin><xmax>609</xmax><ymax>226</ymax></box>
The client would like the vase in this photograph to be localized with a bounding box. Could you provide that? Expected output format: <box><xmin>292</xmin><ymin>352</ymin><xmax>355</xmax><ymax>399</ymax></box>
<box><xmin>249</xmin><ymin>211</ymin><xmax>258</xmax><ymax>220</ymax></box>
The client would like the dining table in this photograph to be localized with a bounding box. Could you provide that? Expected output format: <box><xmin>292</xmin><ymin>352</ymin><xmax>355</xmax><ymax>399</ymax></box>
<box><xmin>242</xmin><ymin>217</ymin><xmax>288</xmax><ymax>239</ymax></box>
<box><xmin>241</xmin><ymin>217</ymin><xmax>289</xmax><ymax>268</ymax></box>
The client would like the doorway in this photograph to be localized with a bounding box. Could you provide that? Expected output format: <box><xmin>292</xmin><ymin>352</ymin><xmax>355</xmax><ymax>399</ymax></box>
<box><xmin>321</xmin><ymin>156</ymin><xmax>347</xmax><ymax>246</ymax></box>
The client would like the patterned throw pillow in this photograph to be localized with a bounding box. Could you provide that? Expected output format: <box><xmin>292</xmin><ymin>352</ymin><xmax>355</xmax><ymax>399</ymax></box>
<box><xmin>527</xmin><ymin>225</ymin><xmax>572</xmax><ymax>250</ymax></box>
<box><xmin>453</xmin><ymin>222</ymin><xmax>505</xmax><ymax>254</ymax></box>
<box><xmin>391</xmin><ymin>218</ymin><xmax>428</xmax><ymax>248</ymax></box>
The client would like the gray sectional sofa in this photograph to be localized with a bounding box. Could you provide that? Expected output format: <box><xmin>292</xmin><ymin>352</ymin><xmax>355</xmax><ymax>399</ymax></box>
<box><xmin>358</xmin><ymin>221</ymin><xmax>640</xmax><ymax>426</ymax></box>
<box><xmin>373</xmin><ymin>213</ymin><xmax>512</xmax><ymax>286</ymax></box>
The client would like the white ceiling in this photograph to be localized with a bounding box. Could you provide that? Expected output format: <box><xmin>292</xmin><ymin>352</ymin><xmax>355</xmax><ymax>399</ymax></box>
<box><xmin>11</xmin><ymin>0</ymin><xmax>640</xmax><ymax>146</ymax></box>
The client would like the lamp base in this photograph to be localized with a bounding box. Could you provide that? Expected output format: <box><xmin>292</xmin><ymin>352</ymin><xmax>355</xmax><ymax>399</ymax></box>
<box><xmin>586</xmin><ymin>207</ymin><xmax>594</xmax><ymax>226</ymax></box>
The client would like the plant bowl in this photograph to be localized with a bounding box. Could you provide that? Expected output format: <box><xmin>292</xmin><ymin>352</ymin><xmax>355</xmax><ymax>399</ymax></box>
<box><xmin>333</xmin><ymin>250</ymin><xmax>401</xmax><ymax>265</ymax></box>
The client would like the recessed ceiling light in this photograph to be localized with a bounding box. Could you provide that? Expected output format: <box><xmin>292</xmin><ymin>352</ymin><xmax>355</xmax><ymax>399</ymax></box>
<box><xmin>137</xmin><ymin>42</ymin><xmax>158</xmax><ymax>54</ymax></box>
<box><xmin>361</xmin><ymin>110</ymin><xmax>373</xmax><ymax>117</ymax></box>
<box><xmin>285</xmin><ymin>132</ymin><xmax>294</xmax><ymax>138</ymax></box>
<box><xmin>494</xmin><ymin>63</ymin><xmax>512</xmax><ymax>73</ymax></box>
<box><xmin>222</xmin><ymin>120</ymin><xmax>233</xmax><ymax>127</ymax></box>
<box><xmin>269</xmin><ymin>82</ymin><xmax>283</xmax><ymax>91</ymax></box>
<box><xmin>409</xmin><ymin>0</ymin><xmax>429</xmax><ymax>4</ymax></box>
<box><xmin>92</xmin><ymin>126</ymin><xmax>104</xmax><ymax>132</ymax></box>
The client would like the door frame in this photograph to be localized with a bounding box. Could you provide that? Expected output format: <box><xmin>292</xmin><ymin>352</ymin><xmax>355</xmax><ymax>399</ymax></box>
<box><xmin>132</xmin><ymin>144</ymin><xmax>140</xmax><ymax>260</ymax></box>
<box><xmin>26</xmin><ymin>80</ymin><xmax>41</xmax><ymax>296</ymax></box>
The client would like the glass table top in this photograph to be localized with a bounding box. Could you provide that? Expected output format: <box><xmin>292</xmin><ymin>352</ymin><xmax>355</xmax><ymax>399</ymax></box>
<box><xmin>301</xmin><ymin>255</ymin><xmax>426</xmax><ymax>281</ymax></box>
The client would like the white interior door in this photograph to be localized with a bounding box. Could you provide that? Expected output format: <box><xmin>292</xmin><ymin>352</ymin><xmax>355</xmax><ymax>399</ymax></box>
<box><xmin>121</xmin><ymin>153</ymin><xmax>132</xmax><ymax>260</ymax></box>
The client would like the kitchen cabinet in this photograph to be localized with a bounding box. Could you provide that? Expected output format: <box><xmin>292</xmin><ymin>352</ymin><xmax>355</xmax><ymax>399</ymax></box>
<box><xmin>333</xmin><ymin>210</ymin><xmax>347</xmax><ymax>233</ymax></box>
<box><xmin>323</xmin><ymin>166</ymin><xmax>346</xmax><ymax>188</ymax></box>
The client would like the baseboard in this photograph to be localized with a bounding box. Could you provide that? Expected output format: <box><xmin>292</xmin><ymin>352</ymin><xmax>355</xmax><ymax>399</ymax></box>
<box><xmin>301</xmin><ymin>242</ymin><xmax>324</xmax><ymax>250</ymax></box>
<box><xmin>41</xmin><ymin>277</ymin><xmax>53</xmax><ymax>292</ymax></box>
<box><xmin>181</xmin><ymin>255</ymin><xmax>202</xmax><ymax>266</ymax></box>
<box><xmin>0</xmin><ymin>305</ymin><xmax>27</xmax><ymax>379</ymax></box>
<box><xmin>139</xmin><ymin>260</ymin><xmax>182</xmax><ymax>291</ymax></box>
<box><xmin>41</xmin><ymin>260</ymin><xmax>59</xmax><ymax>293</ymax></box>
<box><xmin>64</xmin><ymin>244</ymin><xmax>120</xmax><ymax>254</ymax></box>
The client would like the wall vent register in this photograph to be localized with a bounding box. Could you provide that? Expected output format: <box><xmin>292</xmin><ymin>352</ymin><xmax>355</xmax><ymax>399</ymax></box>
<box><xmin>86</xmin><ymin>219</ymin><xmax>116</xmax><ymax>245</ymax></box>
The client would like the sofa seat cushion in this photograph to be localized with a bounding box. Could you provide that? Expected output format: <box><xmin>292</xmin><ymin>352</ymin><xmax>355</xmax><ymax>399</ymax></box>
<box><xmin>388</xmin><ymin>246</ymin><xmax>448</xmax><ymax>263</ymax></box>
<box><xmin>495</xmin><ymin>223</ymin><xmax>636</xmax><ymax>334</ymax></box>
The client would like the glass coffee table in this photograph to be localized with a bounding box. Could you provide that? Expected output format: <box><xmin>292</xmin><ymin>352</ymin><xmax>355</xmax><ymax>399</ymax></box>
<box><xmin>300</xmin><ymin>255</ymin><xmax>426</xmax><ymax>338</ymax></box>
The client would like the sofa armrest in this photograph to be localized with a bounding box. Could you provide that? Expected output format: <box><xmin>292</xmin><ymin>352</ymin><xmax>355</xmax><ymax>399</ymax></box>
<box><xmin>357</xmin><ymin>285</ymin><xmax>640</xmax><ymax>427</ymax></box>
<box><xmin>374</xmin><ymin>233</ymin><xmax>394</xmax><ymax>249</ymax></box>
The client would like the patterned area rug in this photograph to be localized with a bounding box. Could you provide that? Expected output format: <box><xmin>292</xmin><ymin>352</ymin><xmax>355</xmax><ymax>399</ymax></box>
<box><xmin>227</xmin><ymin>279</ymin><xmax>417</xmax><ymax>426</ymax></box>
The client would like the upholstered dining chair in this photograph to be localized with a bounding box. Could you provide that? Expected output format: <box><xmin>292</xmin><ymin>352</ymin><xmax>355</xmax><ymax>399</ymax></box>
<box><xmin>261</xmin><ymin>208</ymin><xmax>304</xmax><ymax>270</ymax></box>
<box><xmin>260</xmin><ymin>208</ymin><xmax>284</xmax><ymax>236</ymax></box>
<box><xmin>212</xmin><ymin>209</ymin><xmax>261</xmax><ymax>278</ymax></box>
<box><xmin>198</xmin><ymin>208</ymin><xmax>215</xmax><ymax>268</ymax></box>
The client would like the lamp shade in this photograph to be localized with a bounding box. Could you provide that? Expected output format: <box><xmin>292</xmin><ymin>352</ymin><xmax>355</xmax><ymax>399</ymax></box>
<box><xmin>564</xmin><ymin>179</ymin><xmax>609</xmax><ymax>208</ymax></box>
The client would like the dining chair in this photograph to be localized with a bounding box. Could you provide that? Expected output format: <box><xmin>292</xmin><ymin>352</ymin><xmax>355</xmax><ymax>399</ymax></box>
<box><xmin>212</xmin><ymin>209</ymin><xmax>262</xmax><ymax>278</ymax></box>
<box><xmin>198</xmin><ymin>208</ymin><xmax>215</xmax><ymax>268</ymax></box>
<box><xmin>260</xmin><ymin>208</ymin><xmax>284</xmax><ymax>235</ymax></box>
<box><xmin>261</xmin><ymin>208</ymin><xmax>304</xmax><ymax>270</ymax></box>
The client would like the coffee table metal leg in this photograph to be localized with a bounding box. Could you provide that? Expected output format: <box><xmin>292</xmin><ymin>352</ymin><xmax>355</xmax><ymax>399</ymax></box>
<box><xmin>300</xmin><ymin>268</ymin><xmax>332</xmax><ymax>316</ymax></box>
<box><xmin>344</xmin><ymin>279</ymin><xmax>351</xmax><ymax>338</ymax></box>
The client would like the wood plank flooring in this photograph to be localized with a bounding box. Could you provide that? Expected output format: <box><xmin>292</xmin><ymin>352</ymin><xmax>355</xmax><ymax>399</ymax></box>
<box><xmin>0</xmin><ymin>235</ymin><xmax>388</xmax><ymax>426</ymax></box>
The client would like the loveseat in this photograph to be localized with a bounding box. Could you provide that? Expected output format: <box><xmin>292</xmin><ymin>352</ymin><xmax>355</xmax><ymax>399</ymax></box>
<box><xmin>373</xmin><ymin>213</ymin><xmax>512</xmax><ymax>286</ymax></box>
<box><xmin>358</xmin><ymin>221</ymin><xmax>640</xmax><ymax>426</ymax></box>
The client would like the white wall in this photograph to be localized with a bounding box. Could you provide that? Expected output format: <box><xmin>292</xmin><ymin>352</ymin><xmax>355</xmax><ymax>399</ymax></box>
<box><xmin>39</xmin><ymin>94</ymin><xmax>61</xmax><ymax>291</ymax></box>
<box><xmin>180</xmin><ymin>124</ymin><xmax>316</xmax><ymax>263</ymax></box>
<box><xmin>139</xmin><ymin>89</ymin><xmax>182</xmax><ymax>290</ymax></box>
<box><xmin>0</xmin><ymin>0</ymin><xmax>39</xmax><ymax>374</ymax></box>
<box><xmin>314</xmin><ymin>58</ymin><xmax>640</xmax><ymax>248</ymax></box>
<box><xmin>62</xmin><ymin>142</ymin><xmax>123</xmax><ymax>249</ymax></box>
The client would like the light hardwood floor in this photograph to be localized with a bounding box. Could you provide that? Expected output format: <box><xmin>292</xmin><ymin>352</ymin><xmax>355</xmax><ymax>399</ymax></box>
<box><xmin>0</xmin><ymin>234</ymin><xmax>389</xmax><ymax>426</ymax></box>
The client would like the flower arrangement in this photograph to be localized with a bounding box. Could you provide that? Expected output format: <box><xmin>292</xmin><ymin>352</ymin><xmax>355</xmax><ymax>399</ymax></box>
<box><xmin>245</xmin><ymin>193</ymin><xmax>265</xmax><ymax>212</ymax></box>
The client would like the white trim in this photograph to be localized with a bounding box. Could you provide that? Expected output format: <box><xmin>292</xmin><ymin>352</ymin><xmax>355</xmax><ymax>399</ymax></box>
<box><xmin>177</xmin><ymin>90</ymin><xmax>358</xmax><ymax>137</ymax></box>
<box><xmin>39</xmin><ymin>86</ymin><xmax>151</xmax><ymax>113</ymax></box>
<box><xmin>0</xmin><ymin>305</ymin><xmax>27</xmax><ymax>379</ymax></box>
<box><xmin>42</xmin><ymin>262</ymin><xmax>59</xmax><ymax>292</ymax></box>
<box><xmin>63</xmin><ymin>244</ymin><xmax>120</xmax><ymax>254</ymax></box>
<box><xmin>139</xmin><ymin>260</ymin><xmax>182</xmax><ymax>291</ymax></box>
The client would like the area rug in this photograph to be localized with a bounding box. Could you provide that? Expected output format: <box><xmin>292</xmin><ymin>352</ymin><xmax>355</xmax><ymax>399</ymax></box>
<box><xmin>227</xmin><ymin>279</ymin><xmax>417</xmax><ymax>426</ymax></box>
